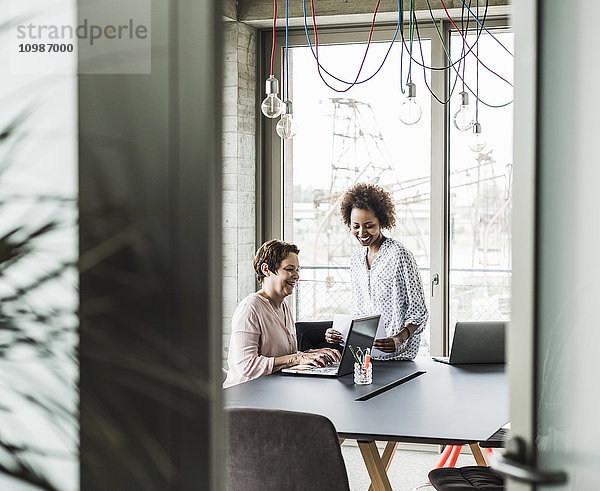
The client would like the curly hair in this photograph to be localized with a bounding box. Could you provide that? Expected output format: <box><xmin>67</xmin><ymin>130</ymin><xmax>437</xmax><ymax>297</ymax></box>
<box><xmin>253</xmin><ymin>239</ymin><xmax>300</xmax><ymax>284</ymax></box>
<box><xmin>340</xmin><ymin>183</ymin><xmax>396</xmax><ymax>229</ymax></box>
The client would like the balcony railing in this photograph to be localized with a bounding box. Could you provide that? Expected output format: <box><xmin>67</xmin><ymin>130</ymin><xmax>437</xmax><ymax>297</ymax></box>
<box><xmin>294</xmin><ymin>266</ymin><xmax>511</xmax><ymax>325</ymax></box>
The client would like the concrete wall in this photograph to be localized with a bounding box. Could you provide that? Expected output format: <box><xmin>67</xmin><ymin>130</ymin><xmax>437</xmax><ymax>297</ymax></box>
<box><xmin>222</xmin><ymin>21</ymin><xmax>258</xmax><ymax>365</ymax></box>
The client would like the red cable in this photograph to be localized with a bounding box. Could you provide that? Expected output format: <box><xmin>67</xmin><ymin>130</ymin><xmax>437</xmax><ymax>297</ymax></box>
<box><xmin>311</xmin><ymin>0</ymin><xmax>382</xmax><ymax>93</ymax></box>
<box><xmin>439</xmin><ymin>0</ymin><xmax>512</xmax><ymax>87</ymax></box>
<box><xmin>269</xmin><ymin>0</ymin><xmax>277</xmax><ymax>76</ymax></box>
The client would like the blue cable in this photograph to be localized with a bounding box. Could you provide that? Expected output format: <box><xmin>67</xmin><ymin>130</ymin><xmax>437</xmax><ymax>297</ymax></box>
<box><xmin>299</xmin><ymin>0</ymin><xmax>512</xmax><ymax>107</ymax></box>
<box><xmin>407</xmin><ymin>0</ymin><xmax>414</xmax><ymax>84</ymax></box>
<box><xmin>302</xmin><ymin>0</ymin><xmax>401</xmax><ymax>86</ymax></box>
<box><xmin>457</xmin><ymin>0</ymin><xmax>513</xmax><ymax>57</ymax></box>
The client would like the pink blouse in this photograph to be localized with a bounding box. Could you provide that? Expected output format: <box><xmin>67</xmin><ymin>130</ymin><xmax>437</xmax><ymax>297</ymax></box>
<box><xmin>223</xmin><ymin>293</ymin><xmax>297</xmax><ymax>388</ymax></box>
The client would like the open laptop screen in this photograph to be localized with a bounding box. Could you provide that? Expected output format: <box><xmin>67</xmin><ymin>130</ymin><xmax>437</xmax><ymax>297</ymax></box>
<box><xmin>433</xmin><ymin>321</ymin><xmax>506</xmax><ymax>365</ymax></box>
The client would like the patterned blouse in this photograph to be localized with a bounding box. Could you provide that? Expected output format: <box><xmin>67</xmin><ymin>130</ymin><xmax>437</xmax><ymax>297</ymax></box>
<box><xmin>350</xmin><ymin>237</ymin><xmax>428</xmax><ymax>360</ymax></box>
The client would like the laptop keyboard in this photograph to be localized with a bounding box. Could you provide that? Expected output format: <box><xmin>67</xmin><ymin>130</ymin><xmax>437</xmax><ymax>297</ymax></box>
<box><xmin>306</xmin><ymin>362</ymin><xmax>340</xmax><ymax>374</ymax></box>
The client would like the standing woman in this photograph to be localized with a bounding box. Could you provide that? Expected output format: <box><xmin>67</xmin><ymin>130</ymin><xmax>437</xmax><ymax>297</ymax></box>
<box><xmin>326</xmin><ymin>183</ymin><xmax>428</xmax><ymax>360</ymax></box>
<box><xmin>224</xmin><ymin>240</ymin><xmax>340</xmax><ymax>387</ymax></box>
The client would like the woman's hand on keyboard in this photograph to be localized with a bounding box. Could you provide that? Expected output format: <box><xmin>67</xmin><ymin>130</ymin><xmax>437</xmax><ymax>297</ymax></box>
<box><xmin>298</xmin><ymin>348</ymin><xmax>341</xmax><ymax>367</ymax></box>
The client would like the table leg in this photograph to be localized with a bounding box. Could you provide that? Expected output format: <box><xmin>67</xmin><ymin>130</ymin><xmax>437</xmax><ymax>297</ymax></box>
<box><xmin>447</xmin><ymin>445</ymin><xmax>462</xmax><ymax>467</ymax></box>
<box><xmin>358</xmin><ymin>441</ymin><xmax>393</xmax><ymax>491</ymax></box>
<box><xmin>469</xmin><ymin>443</ymin><xmax>488</xmax><ymax>466</ymax></box>
<box><xmin>381</xmin><ymin>441</ymin><xmax>399</xmax><ymax>470</ymax></box>
<box><xmin>434</xmin><ymin>444</ymin><xmax>454</xmax><ymax>468</ymax></box>
<box><xmin>367</xmin><ymin>442</ymin><xmax>398</xmax><ymax>491</ymax></box>
<box><xmin>339</xmin><ymin>438</ymin><xmax>345</xmax><ymax>445</ymax></box>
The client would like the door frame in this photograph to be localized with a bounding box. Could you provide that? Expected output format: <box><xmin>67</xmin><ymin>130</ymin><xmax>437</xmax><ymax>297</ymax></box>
<box><xmin>509</xmin><ymin>0</ymin><xmax>537</xmax><ymax>489</ymax></box>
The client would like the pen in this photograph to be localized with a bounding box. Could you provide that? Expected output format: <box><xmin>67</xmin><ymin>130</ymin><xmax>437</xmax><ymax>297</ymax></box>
<box><xmin>364</xmin><ymin>348</ymin><xmax>370</xmax><ymax>370</ymax></box>
<box><xmin>348</xmin><ymin>345</ymin><xmax>361</xmax><ymax>364</ymax></box>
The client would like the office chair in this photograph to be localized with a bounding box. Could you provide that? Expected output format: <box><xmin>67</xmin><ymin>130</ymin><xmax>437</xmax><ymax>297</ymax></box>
<box><xmin>428</xmin><ymin>466</ymin><xmax>504</xmax><ymax>490</ymax></box>
<box><xmin>295</xmin><ymin>320</ymin><xmax>334</xmax><ymax>351</ymax></box>
<box><xmin>427</xmin><ymin>408</ymin><xmax>509</xmax><ymax>489</ymax></box>
<box><xmin>225</xmin><ymin>407</ymin><xmax>350</xmax><ymax>491</ymax></box>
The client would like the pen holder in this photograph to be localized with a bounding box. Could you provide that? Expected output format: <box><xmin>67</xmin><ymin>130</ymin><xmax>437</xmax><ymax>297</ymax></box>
<box><xmin>354</xmin><ymin>362</ymin><xmax>373</xmax><ymax>385</ymax></box>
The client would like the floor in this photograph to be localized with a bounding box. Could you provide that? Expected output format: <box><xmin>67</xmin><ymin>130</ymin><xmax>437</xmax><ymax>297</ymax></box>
<box><xmin>0</xmin><ymin>443</ymin><xmax>483</xmax><ymax>490</ymax></box>
<box><xmin>340</xmin><ymin>441</ymin><xmax>480</xmax><ymax>491</ymax></box>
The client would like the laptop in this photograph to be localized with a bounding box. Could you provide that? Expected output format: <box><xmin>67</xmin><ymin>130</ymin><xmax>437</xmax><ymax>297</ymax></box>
<box><xmin>432</xmin><ymin>321</ymin><xmax>506</xmax><ymax>365</ymax></box>
<box><xmin>281</xmin><ymin>314</ymin><xmax>381</xmax><ymax>377</ymax></box>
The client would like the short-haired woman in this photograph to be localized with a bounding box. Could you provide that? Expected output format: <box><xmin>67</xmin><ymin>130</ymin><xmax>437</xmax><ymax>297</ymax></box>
<box><xmin>325</xmin><ymin>183</ymin><xmax>428</xmax><ymax>360</ymax></box>
<box><xmin>224</xmin><ymin>240</ymin><xmax>340</xmax><ymax>387</ymax></box>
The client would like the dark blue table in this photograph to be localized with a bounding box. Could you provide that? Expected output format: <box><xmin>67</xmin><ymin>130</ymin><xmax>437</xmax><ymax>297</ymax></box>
<box><xmin>225</xmin><ymin>357</ymin><xmax>508</xmax><ymax>490</ymax></box>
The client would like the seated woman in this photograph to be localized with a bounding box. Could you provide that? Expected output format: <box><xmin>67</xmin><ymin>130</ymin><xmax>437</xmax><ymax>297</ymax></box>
<box><xmin>223</xmin><ymin>240</ymin><xmax>341</xmax><ymax>388</ymax></box>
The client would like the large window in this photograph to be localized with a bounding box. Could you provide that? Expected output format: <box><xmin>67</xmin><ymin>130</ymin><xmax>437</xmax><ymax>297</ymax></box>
<box><xmin>288</xmin><ymin>38</ymin><xmax>431</xmax><ymax>355</ymax></box>
<box><xmin>263</xmin><ymin>20</ymin><xmax>513</xmax><ymax>356</ymax></box>
<box><xmin>448</xmin><ymin>30</ymin><xmax>514</xmax><ymax>339</ymax></box>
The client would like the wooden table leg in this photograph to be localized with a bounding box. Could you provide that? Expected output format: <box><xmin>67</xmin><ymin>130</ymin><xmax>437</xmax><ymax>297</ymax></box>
<box><xmin>367</xmin><ymin>442</ymin><xmax>398</xmax><ymax>491</ymax></box>
<box><xmin>339</xmin><ymin>438</ymin><xmax>345</xmax><ymax>445</ymax></box>
<box><xmin>358</xmin><ymin>441</ymin><xmax>393</xmax><ymax>491</ymax></box>
<box><xmin>469</xmin><ymin>443</ymin><xmax>488</xmax><ymax>466</ymax></box>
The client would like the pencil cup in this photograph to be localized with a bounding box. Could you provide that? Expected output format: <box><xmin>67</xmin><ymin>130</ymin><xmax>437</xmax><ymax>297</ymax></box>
<box><xmin>354</xmin><ymin>362</ymin><xmax>372</xmax><ymax>385</ymax></box>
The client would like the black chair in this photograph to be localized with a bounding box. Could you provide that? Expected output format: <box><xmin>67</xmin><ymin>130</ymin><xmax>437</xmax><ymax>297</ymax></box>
<box><xmin>429</xmin><ymin>466</ymin><xmax>504</xmax><ymax>490</ymax></box>
<box><xmin>225</xmin><ymin>407</ymin><xmax>350</xmax><ymax>491</ymax></box>
<box><xmin>429</xmin><ymin>429</ymin><xmax>508</xmax><ymax>491</ymax></box>
<box><xmin>295</xmin><ymin>320</ymin><xmax>335</xmax><ymax>351</ymax></box>
<box><xmin>479</xmin><ymin>428</ymin><xmax>509</xmax><ymax>450</ymax></box>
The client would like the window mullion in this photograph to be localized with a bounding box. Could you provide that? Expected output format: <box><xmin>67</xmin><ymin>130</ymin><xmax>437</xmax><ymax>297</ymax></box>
<box><xmin>429</xmin><ymin>20</ymin><xmax>450</xmax><ymax>356</ymax></box>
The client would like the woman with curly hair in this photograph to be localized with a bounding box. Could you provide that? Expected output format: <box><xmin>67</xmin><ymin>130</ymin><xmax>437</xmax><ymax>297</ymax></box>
<box><xmin>325</xmin><ymin>183</ymin><xmax>428</xmax><ymax>360</ymax></box>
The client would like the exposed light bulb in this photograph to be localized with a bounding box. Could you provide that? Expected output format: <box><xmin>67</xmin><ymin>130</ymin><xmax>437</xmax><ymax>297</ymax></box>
<box><xmin>453</xmin><ymin>91</ymin><xmax>475</xmax><ymax>131</ymax></box>
<box><xmin>469</xmin><ymin>122</ymin><xmax>486</xmax><ymax>152</ymax></box>
<box><xmin>261</xmin><ymin>76</ymin><xmax>283</xmax><ymax>118</ymax></box>
<box><xmin>276</xmin><ymin>101</ymin><xmax>298</xmax><ymax>140</ymax></box>
<box><xmin>398</xmin><ymin>82</ymin><xmax>422</xmax><ymax>125</ymax></box>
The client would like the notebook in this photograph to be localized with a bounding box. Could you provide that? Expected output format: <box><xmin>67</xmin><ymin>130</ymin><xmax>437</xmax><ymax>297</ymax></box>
<box><xmin>433</xmin><ymin>321</ymin><xmax>506</xmax><ymax>365</ymax></box>
<box><xmin>281</xmin><ymin>314</ymin><xmax>381</xmax><ymax>377</ymax></box>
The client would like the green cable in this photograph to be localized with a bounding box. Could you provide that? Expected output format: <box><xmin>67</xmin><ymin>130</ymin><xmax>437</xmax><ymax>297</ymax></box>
<box><xmin>425</xmin><ymin>0</ymin><xmax>452</xmax><ymax>64</ymax></box>
<box><xmin>399</xmin><ymin>0</ymin><xmax>404</xmax><ymax>92</ymax></box>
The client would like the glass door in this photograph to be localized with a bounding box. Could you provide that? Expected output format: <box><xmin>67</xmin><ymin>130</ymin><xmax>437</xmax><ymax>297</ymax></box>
<box><xmin>504</xmin><ymin>1</ymin><xmax>597</xmax><ymax>489</ymax></box>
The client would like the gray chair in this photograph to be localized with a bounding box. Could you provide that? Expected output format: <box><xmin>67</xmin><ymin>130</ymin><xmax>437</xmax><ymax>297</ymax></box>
<box><xmin>225</xmin><ymin>407</ymin><xmax>350</xmax><ymax>491</ymax></box>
